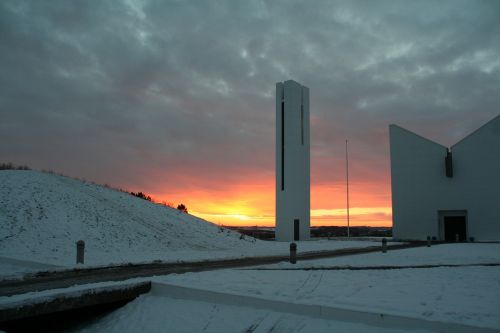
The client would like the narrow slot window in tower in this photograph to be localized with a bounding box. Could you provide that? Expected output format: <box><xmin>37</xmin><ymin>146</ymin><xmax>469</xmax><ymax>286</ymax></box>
<box><xmin>301</xmin><ymin>104</ymin><xmax>304</xmax><ymax>145</ymax></box>
<box><xmin>281</xmin><ymin>98</ymin><xmax>285</xmax><ymax>190</ymax></box>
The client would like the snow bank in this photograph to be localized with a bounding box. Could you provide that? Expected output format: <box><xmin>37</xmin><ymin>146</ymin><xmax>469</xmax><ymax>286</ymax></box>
<box><xmin>0</xmin><ymin>171</ymin><xmax>259</xmax><ymax>266</ymax></box>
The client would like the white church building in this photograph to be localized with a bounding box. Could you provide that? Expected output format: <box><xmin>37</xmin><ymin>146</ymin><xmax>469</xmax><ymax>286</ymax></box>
<box><xmin>390</xmin><ymin>115</ymin><xmax>500</xmax><ymax>241</ymax></box>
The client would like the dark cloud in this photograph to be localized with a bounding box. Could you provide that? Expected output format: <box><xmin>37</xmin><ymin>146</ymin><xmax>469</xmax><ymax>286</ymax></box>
<box><xmin>1</xmin><ymin>0</ymin><xmax>499</xmax><ymax>200</ymax></box>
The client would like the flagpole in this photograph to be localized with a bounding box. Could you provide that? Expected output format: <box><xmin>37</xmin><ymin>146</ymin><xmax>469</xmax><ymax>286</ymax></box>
<box><xmin>346</xmin><ymin>139</ymin><xmax>350</xmax><ymax>238</ymax></box>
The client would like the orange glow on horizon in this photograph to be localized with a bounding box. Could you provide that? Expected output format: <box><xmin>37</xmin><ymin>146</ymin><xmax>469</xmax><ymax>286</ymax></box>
<box><xmin>152</xmin><ymin>178</ymin><xmax>392</xmax><ymax>228</ymax></box>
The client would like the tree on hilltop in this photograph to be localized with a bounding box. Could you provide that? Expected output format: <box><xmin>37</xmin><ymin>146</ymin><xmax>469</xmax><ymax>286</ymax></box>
<box><xmin>177</xmin><ymin>203</ymin><xmax>188</xmax><ymax>213</ymax></box>
<box><xmin>130</xmin><ymin>191</ymin><xmax>152</xmax><ymax>201</ymax></box>
<box><xmin>0</xmin><ymin>162</ymin><xmax>30</xmax><ymax>170</ymax></box>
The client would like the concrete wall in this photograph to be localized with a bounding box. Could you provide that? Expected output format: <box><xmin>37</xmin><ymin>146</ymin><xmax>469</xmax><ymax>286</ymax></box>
<box><xmin>450</xmin><ymin>116</ymin><xmax>500</xmax><ymax>240</ymax></box>
<box><xmin>276</xmin><ymin>80</ymin><xmax>310</xmax><ymax>241</ymax></box>
<box><xmin>390</xmin><ymin>125</ymin><xmax>449</xmax><ymax>240</ymax></box>
<box><xmin>390</xmin><ymin>115</ymin><xmax>500</xmax><ymax>241</ymax></box>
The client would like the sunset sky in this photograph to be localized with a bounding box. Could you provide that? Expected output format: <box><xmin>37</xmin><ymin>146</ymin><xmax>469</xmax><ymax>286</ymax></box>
<box><xmin>1</xmin><ymin>1</ymin><xmax>499</xmax><ymax>227</ymax></box>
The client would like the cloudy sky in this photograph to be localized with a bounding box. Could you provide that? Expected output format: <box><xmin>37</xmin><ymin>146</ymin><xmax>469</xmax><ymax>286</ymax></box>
<box><xmin>1</xmin><ymin>0</ymin><xmax>499</xmax><ymax>226</ymax></box>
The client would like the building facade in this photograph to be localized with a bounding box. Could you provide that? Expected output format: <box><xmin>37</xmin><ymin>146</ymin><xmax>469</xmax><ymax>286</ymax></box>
<box><xmin>275</xmin><ymin>80</ymin><xmax>310</xmax><ymax>241</ymax></box>
<box><xmin>390</xmin><ymin>115</ymin><xmax>500</xmax><ymax>241</ymax></box>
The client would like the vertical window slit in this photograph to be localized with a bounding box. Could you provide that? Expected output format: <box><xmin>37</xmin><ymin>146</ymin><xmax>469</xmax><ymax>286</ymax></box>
<box><xmin>281</xmin><ymin>100</ymin><xmax>284</xmax><ymax>191</ymax></box>
<box><xmin>301</xmin><ymin>105</ymin><xmax>304</xmax><ymax>145</ymax></box>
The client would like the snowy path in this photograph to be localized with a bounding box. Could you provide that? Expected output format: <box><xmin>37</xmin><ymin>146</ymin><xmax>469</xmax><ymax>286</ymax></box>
<box><xmin>74</xmin><ymin>295</ymin><xmax>435</xmax><ymax>333</ymax></box>
<box><xmin>158</xmin><ymin>267</ymin><xmax>500</xmax><ymax>330</ymax></box>
<box><xmin>0</xmin><ymin>257</ymin><xmax>64</xmax><ymax>279</ymax></box>
<box><xmin>68</xmin><ymin>281</ymin><xmax>497</xmax><ymax>333</ymax></box>
<box><xmin>157</xmin><ymin>244</ymin><xmax>500</xmax><ymax>330</ymax></box>
<box><xmin>0</xmin><ymin>242</ymin><xmax>420</xmax><ymax>296</ymax></box>
<box><xmin>3</xmin><ymin>244</ymin><xmax>498</xmax><ymax>332</ymax></box>
<box><xmin>148</xmin><ymin>281</ymin><xmax>496</xmax><ymax>333</ymax></box>
<box><xmin>248</xmin><ymin>262</ymin><xmax>500</xmax><ymax>270</ymax></box>
<box><xmin>266</xmin><ymin>243</ymin><xmax>500</xmax><ymax>268</ymax></box>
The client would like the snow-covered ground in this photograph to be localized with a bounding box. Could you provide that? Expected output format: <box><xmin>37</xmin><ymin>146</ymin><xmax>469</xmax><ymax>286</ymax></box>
<box><xmin>74</xmin><ymin>295</ymin><xmax>434</xmax><ymax>333</ymax></box>
<box><xmin>0</xmin><ymin>279</ymin><xmax>431</xmax><ymax>332</ymax></box>
<box><xmin>0</xmin><ymin>170</ymin><xmax>390</xmax><ymax>274</ymax></box>
<box><xmin>2</xmin><ymin>244</ymin><xmax>498</xmax><ymax>331</ymax></box>
<box><xmin>153</xmin><ymin>244</ymin><xmax>500</xmax><ymax>330</ymax></box>
<box><xmin>0</xmin><ymin>256</ymin><xmax>63</xmax><ymax>279</ymax></box>
<box><xmin>0</xmin><ymin>261</ymin><xmax>38</xmax><ymax>279</ymax></box>
<box><xmin>155</xmin><ymin>266</ymin><xmax>500</xmax><ymax>329</ymax></box>
<box><xmin>265</xmin><ymin>243</ymin><xmax>500</xmax><ymax>268</ymax></box>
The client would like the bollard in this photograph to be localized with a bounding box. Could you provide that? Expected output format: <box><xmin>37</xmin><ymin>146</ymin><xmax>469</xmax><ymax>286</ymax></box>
<box><xmin>290</xmin><ymin>242</ymin><xmax>297</xmax><ymax>264</ymax></box>
<box><xmin>382</xmin><ymin>238</ymin><xmax>387</xmax><ymax>253</ymax></box>
<box><xmin>469</xmin><ymin>237</ymin><xmax>475</xmax><ymax>242</ymax></box>
<box><xmin>427</xmin><ymin>236</ymin><xmax>431</xmax><ymax>247</ymax></box>
<box><xmin>76</xmin><ymin>240</ymin><xmax>85</xmax><ymax>264</ymax></box>
<box><xmin>455</xmin><ymin>234</ymin><xmax>459</xmax><ymax>243</ymax></box>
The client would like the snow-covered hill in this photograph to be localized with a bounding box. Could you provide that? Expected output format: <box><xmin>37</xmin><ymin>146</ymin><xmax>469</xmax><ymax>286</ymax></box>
<box><xmin>0</xmin><ymin>170</ymin><xmax>260</xmax><ymax>266</ymax></box>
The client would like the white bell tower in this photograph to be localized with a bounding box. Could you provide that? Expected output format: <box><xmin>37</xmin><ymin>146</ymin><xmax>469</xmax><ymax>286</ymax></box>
<box><xmin>275</xmin><ymin>80</ymin><xmax>310</xmax><ymax>241</ymax></box>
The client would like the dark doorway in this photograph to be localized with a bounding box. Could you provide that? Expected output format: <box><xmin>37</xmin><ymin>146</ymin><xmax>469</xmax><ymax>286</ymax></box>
<box><xmin>294</xmin><ymin>219</ymin><xmax>300</xmax><ymax>241</ymax></box>
<box><xmin>444</xmin><ymin>216</ymin><xmax>466</xmax><ymax>242</ymax></box>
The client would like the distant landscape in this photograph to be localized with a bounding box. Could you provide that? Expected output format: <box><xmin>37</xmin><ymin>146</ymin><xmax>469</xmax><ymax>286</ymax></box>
<box><xmin>230</xmin><ymin>226</ymin><xmax>392</xmax><ymax>240</ymax></box>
